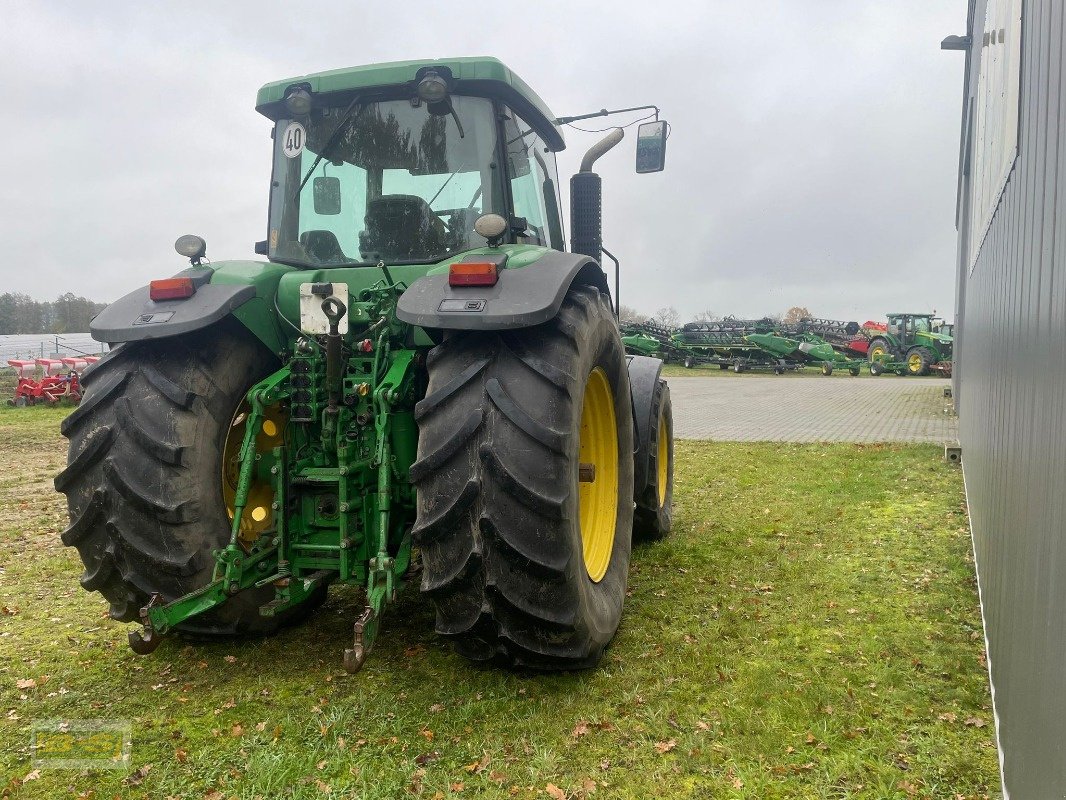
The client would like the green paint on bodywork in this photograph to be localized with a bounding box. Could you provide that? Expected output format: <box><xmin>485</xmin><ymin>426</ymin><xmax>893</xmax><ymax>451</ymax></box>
<box><xmin>256</xmin><ymin>56</ymin><xmax>563</xmax><ymax>150</ymax></box>
<box><xmin>208</xmin><ymin>260</ymin><xmax>295</xmax><ymax>355</ymax></box>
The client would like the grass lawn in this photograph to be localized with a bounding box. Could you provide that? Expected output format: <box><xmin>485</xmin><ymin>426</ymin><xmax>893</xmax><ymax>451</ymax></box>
<box><xmin>0</xmin><ymin>405</ymin><xmax>996</xmax><ymax>799</ymax></box>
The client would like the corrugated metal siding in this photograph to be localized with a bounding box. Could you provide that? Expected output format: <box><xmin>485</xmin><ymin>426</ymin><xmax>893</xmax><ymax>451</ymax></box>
<box><xmin>956</xmin><ymin>0</ymin><xmax>1066</xmax><ymax>795</ymax></box>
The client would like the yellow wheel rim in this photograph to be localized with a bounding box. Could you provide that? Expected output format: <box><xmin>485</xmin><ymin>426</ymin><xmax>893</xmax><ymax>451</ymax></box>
<box><xmin>578</xmin><ymin>368</ymin><xmax>619</xmax><ymax>583</ymax></box>
<box><xmin>908</xmin><ymin>353</ymin><xmax>922</xmax><ymax>373</ymax></box>
<box><xmin>656</xmin><ymin>410</ymin><xmax>668</xmax><ymax>508</ymax></box>
<box><xmin>222</xmin><ymin>402</ymin><xmax>286</xmax><ymax>547</ymax></box>
<box><xmin>870</xmin><ymin>345</ymin><xmax>886</xmax><ymax>359</ymax></box>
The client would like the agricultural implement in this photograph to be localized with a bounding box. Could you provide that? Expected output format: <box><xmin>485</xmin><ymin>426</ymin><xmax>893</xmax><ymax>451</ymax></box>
<box><xmin>621</xmin><ymin>321</ymin><xmax>690</xmax><ymax>363</ymax></box>
<box><xmin>866</xmin><ymin>313</ymin><xmax>953</xmax><ymax>376</ymax></box>
<box><xmin>7</xmin><ymin>357</ymin><xmax>96</xmax><ymax>406</ymax></box>
<box><xmin>56</xmin><ymin>58</ymin><xmax>675</xmax><ymax>673</ymax></box>
<box><xmin>674</xmin><ymin>317</ymin><xmax>785</xmax><ymax>371</ymax></box>
<box><xmin>744</xmin><ymin>333</ymin><xmax>864</xmax><ymax>375</ymax></box>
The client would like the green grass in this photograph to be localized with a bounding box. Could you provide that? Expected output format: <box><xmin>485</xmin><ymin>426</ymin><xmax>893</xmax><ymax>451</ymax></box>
<box><xmin>0</xmin><ymin>405</ymin><xmax>996</xmax><ymax>798</ymax></box>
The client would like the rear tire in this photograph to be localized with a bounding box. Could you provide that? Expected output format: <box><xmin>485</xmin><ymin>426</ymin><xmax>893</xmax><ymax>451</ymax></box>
<box><xmin>634</xmin><ymin>381</ymin><xmax>673</xmax><ymax>539</ymax></box>
<box><xmin>56</xmin><ymin>320</ymin><xmax>325</xmax><ymax>636</ymax></box>
<box><xmin>412</xmin><ymin>285</ymin><xmax>634</xmax><ymax>670</ymax></box>
<box><xmin>821</xmin><ymin>362</ymin><xmax>833</xmax><ymax>376</ymax></box>
<box><xmin>870</xmin><ymin>362</ymin><xmax>885</xmax><ymax>376</ymax></box>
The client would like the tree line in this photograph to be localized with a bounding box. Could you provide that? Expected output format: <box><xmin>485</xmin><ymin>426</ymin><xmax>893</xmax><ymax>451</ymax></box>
<box><xmin>0</xmin><ymin>293</ymin><xmax>107</xmax><ymax>335</ymax></box>
<box><xmin>620</xmin><ymin>305</ymin><xmax>814</xmax><ymax>328</ymax></box>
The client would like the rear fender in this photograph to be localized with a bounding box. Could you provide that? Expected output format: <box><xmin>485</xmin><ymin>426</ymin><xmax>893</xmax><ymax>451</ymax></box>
<box><xmin>89</xmin><ymin>261</ymin><xmax>293</xmax><ymax>355</ymax></box>
<box><xmin>627</xmin><ymin>355</ymin><xmax>665</xmax><ymax>494</ymax></box>
<box><xmin>396</xmin><ymin>249</ymin><xmax>611</xmax><ymax>331</ymax></box>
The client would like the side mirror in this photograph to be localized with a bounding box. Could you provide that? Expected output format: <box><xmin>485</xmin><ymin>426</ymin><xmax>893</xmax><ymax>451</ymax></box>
<box><xmin>313</xmin><ymin>176</ymin><xmax>342</xmax><ymax>215</ymax></box>
<box><xmin>635</xmin><ymin>121</ymin><xmax>668</xmax><ymax>173</ymax></box>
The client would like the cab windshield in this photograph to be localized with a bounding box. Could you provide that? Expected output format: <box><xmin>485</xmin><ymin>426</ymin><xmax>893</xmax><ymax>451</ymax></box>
<box><xmin>268</xmin><ymin>96</ymin><xmax>504</xmax><ymax>267</ymax></box>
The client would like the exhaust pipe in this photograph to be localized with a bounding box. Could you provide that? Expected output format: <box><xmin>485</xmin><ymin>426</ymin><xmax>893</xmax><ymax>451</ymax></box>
<box><xmin>570</xmin><ymin>128</ymin><xmax>624</xmax><ymax>263</ymax></box>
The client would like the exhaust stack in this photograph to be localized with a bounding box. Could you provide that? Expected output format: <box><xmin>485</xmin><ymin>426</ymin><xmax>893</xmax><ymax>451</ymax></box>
<box><xmin>570</xmin><ymin>128</ymin><xmax>624</xmax><ymax>263</ymax></box>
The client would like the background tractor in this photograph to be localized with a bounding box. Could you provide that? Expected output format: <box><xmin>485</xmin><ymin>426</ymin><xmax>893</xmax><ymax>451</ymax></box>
<box><xmin>866</xmin><ymin>312</ymin><xmax>953</xmax><ymax>376</ymax></box>
<box><xmin>56</xmin><ymin>58</ymin><xmax>674</xmax><ymax>672</ymax></box>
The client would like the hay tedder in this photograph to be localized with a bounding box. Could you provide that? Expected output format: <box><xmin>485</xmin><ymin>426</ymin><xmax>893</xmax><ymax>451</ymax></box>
<box><xmin>56</xmin><ymin>58</ymin><xmax>675</xmax><ymax>673</ymax></box>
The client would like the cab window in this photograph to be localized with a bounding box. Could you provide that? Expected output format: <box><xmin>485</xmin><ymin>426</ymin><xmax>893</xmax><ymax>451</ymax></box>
<box><xmin>501</xmin><ymin>109</ymin><xmax>564</xmax><ymax>250</ymax></box>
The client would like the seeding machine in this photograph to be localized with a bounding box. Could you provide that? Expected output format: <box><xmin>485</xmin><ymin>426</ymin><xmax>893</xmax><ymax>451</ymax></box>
<box><xmin>56</xmin><ymin>58</ymin><xmax>676</xmax><ymax>673</ymax></box>
<box><xmin>6</xmin><ymin>356</ymin><xmax>98</xmax><ymax>406</ymax></box>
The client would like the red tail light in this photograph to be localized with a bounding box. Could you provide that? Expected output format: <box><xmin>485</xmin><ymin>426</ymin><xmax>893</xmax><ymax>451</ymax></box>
<box><xmin>149</xmin><ymin>277</ymin><xmax>196</xmax><ymax>301</ymax></box>
<box><xmin>448</xmin><ymin>261</ymin><xmax>498</xmax><ymax>287</ymax></box>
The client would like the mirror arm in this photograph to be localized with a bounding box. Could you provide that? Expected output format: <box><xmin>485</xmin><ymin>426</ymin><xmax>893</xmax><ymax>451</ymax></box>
<box><xmin>554</xmin><ymin>105</ymin><xmax>660</xmax><ymax>126</ymax></box>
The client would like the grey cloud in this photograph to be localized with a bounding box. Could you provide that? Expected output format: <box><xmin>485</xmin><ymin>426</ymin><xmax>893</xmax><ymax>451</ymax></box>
<box><xmin>0</xmin><ymin>0</ymin><xmax>966</xmax><ymax>325</ymax></box>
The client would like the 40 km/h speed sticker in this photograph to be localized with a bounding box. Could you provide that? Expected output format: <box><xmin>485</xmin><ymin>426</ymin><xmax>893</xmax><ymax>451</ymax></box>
<box><xmin>282</xmin><ymin>122</ymin><xmax>306</xmax><ymax>158</ymax></box>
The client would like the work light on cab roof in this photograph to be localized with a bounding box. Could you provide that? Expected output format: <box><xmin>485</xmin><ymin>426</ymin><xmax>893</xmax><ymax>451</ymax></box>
<box><xmin>61</xmin><ymin>57</ymin><xmax>676</xmax><ymax>675</ymax></box>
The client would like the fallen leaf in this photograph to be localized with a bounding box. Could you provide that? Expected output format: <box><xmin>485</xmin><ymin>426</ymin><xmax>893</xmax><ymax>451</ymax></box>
<box><xmin>314</xmin><ymin>778</ymin><xmax>332</xmax><ymax>794</ymax></box>
<box><xmin>420</xmin><ymin>728</ymin><xmax>434</xmax><ymax>741</ymax></box>
<box><xmin>464</xmin><ymin>752</ymin><xmax>490</xmax><ymax>774</ymax></box>
<box><xmin>545</xmin><ymin>784</ymin><xmax>566</xmax><ymax>800</ymax></box>
<box><xmin>582</xmin><ymin>777</ymin><xmax>597</xmax><ymax>793</ymax></box>
<box><xmin>224</xmin><ymin>655</ymin><xmax>237</xmax><ymax>663</ymax></box>
<box><xmin>123</xmin><ymin>764</ymin><xmax>153</xmax><ymax>786</ymax></box>
<box><xmin>450</xmin><ymin>781</ymin><xmax>464</xmax><ymax>792</ymax></box>
<box><xmin>256</xmin><ymin>721</ymin><xmax>267</xmax><ymax>732</ymax></box>
<box><xmin>429</xmin><ymin>703</ymin><xmax>445</xmax><ymax>713</ymax></box>
<box><xmin>571</xmin><ymin>720</ymin><xmax>590</xmax><ymax>738</ymax></box>
<box><xmin>22</xmin><ymin>770</ymin><xmax>40</xmax><ymax>782</ymax></box>
<box><xmin>15</xmin><ymin>679</ymin><xmax>36</xmax><ymax>690</ymax></box>
<box><xmin>174</xmin><ymin>748</ymin><xmax>187</xmax><ymax>763</ymax></box>
<box><xmin>654</xmin><ymin>739</ymin><xmax>677</xmax><ymax>754</ymax></box>
<box><xmin>938</xmin><ymin>712</ymin><xmax>957</xmax><ymax>723</ymax></box>
<box><xmin>964</xmin><ymin>717</ymin><xmax>987</xmax><ymax>728</ymax></box>
<box><xmin>230</xmin><ymin>724</ymin><xmax>243</xmax><ymax>737</ymax></box>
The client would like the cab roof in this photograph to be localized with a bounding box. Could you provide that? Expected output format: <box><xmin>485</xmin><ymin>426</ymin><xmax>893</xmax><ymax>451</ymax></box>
<box><xmin>256</xmin><ymin>56</ymin><xmax>564</xmax><ymax>150</ymax></box>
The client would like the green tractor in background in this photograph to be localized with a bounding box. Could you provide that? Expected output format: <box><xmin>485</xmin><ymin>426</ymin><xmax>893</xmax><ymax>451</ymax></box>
<box><xmin>867</xmin><ymin>313</ymin><xmax>953</xmax><ymax>377</ymax></box>
<box><xmin>55</xmin><ymin>58</ymin><xmax>675</xmax><ymax>672</ymax></box>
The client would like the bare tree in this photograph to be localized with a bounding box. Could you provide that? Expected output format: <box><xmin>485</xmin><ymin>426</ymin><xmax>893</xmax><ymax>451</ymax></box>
<box><xmin>618</xmin><ymin>304</ymin><xmax>648</xmax><ymax>324</ymax></box>
<box><xmin>651</xmin><ymin>306</ymin><xmax>681</xmax><ymax>329</ymax></box>
<box><xmin>783</xmin><ymin>306</ymin><xmax>813</xmax><ymax>324</ymax></box>
<box><xmin>691</xmin><ymin>309</ymin><xmax>717</xmax><ymax>323</ymax></box>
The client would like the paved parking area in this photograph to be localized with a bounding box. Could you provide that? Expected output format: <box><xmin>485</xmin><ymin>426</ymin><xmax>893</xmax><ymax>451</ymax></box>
<box><xmin>666</xmin><ymin>376</ymin><xmax>957</xmax><ymax>443</ymax></box>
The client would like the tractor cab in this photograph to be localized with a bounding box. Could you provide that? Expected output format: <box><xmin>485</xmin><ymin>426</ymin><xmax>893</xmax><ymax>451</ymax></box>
<box><xmin>886</xmin><ymin>312</ymin><xmax>934</xmax><ymax>344</ymax></box>
<box><xmin>254</xmin><ymin>60</ymin><xmax>568</xmax><ymax>269</ymax></box>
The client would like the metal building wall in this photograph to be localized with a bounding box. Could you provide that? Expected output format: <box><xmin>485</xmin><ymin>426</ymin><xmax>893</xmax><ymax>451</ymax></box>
<box><xmin>954</xmin><ymin>0</ymin><xmax>1066</xmax><ymax>795</ymax></box>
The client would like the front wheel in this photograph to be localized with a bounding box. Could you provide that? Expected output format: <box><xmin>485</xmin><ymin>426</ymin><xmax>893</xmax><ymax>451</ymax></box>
<box><xmin>821</xmin><ymin>362</ymin><xmax>833</xmax><ymax>376</ymax></box>
<box><xmin>412</xmin><ymin>285</ymin><xmax>634</xmax><ymax>670</ymax></box>
<box><xmin>634</xmin><ymin>380</ymin><xmax>673</xmax><ymax>539</ymax></box>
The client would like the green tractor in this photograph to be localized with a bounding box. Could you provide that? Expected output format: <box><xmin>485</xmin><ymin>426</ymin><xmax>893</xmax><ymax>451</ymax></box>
<box><xmin>867</xmin><ymin>313</ymin><xmax>953</xmax><ymax>377</ymax></box>
<box><xmin>55</xmin><ymin>58</ymin><xmax>675</xmax><ymax>672</ymax></box>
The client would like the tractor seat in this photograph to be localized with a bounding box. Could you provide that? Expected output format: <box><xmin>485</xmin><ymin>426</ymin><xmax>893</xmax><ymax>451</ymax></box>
<box><xmin>359</xmin><ymin>194</ymin><xmax>446</xmax><ymax>261</ymax></box>
<box><xmin>300</xmin><ymin>229</ymin><xmax>348</xmax><ymax>263</ymax></box>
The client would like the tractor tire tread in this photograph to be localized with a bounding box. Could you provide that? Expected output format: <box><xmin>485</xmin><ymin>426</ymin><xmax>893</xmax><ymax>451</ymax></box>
<box><xmin>414</xmin><ymin>285</ymin><xmax>633</xmax><ymax>670</ymax></box>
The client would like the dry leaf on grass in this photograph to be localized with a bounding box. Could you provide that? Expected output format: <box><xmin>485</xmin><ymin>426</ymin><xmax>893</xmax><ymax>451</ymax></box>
<box><xmin>654</xmin><ymin>739</ymin><xmax>677</xmax><ymax>754</ymax></box>
<box><xmin>546</xmin><ymin>783</ymin><xmax>566</xmax><ymax>800</ymax></box>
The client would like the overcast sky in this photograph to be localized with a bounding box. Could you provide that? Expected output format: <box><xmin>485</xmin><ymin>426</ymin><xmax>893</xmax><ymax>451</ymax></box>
<box><xmin>1</xmin><ymin>1</ymin><xmax>968</xmax><ymax>324</ymax></box>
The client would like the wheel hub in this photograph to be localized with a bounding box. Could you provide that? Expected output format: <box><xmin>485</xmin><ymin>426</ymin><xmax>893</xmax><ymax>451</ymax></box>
<box><xmin>222</xmin><ymin>402</ymin><xmax>286</xmax><ymax>546</ymax></box>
